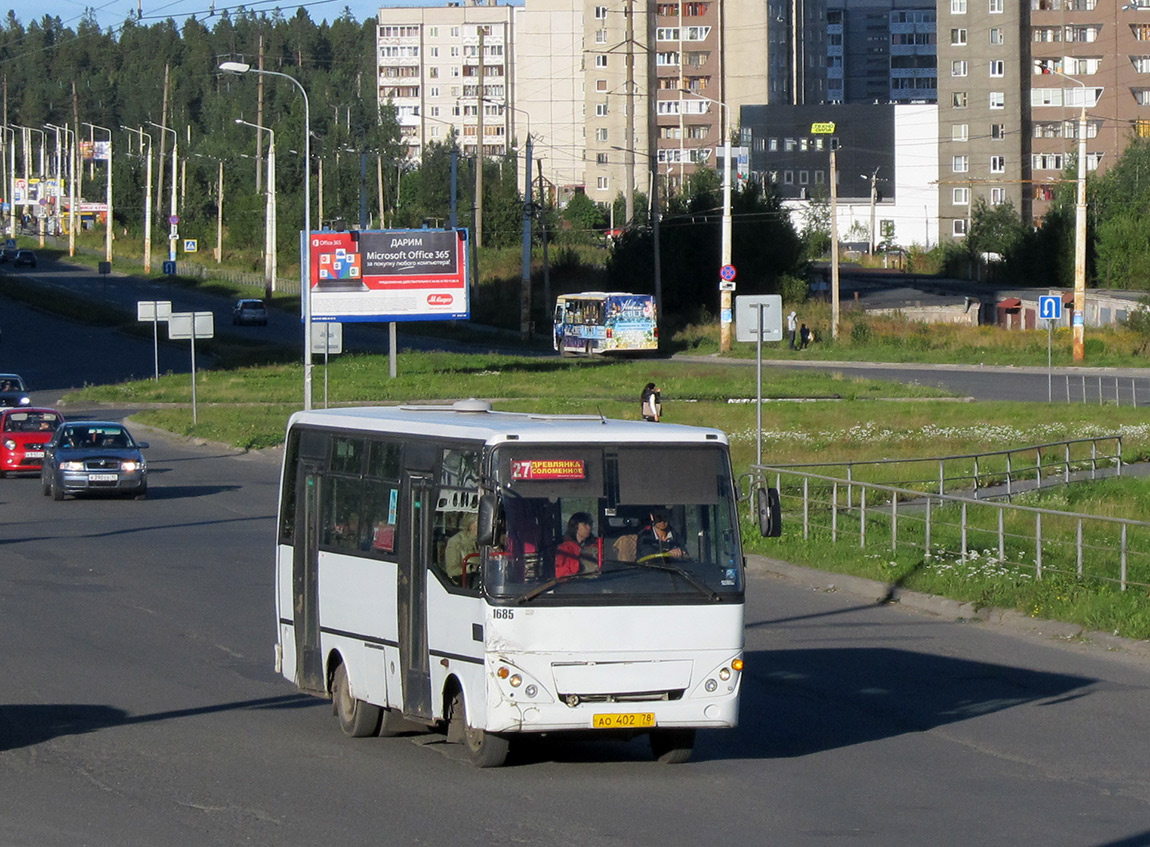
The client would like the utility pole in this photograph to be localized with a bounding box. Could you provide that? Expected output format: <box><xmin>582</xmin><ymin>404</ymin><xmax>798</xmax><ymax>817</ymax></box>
<box><xmin>866</xmin><ymin>166</ymin><xmax>879</xmax><ymax>254</ymax></box>
<box><xmin>475</xmin><ymin>26</ymin><xmax>485</xmax><ymax>248</ymax></box>
<box><xmin>520</xmin><ymin>135</ymin><xmax>533</xmax><ymax>341</ymax></box>
<box><xmin>830</xmin><ymin>147</ymin><xmax>840</xmax><ymax>339</ymax></box>
<box><xmin>624</xmin><ymin>0</ymin><xmax>635</xmax><ymax>224</ymax></box>
<box><xmin>256</xmin><ymin>34</ymin><xmax>265</xmax><ymax>193</ymax></box>
<box><xmin>537</xmin><ymin>158</ymin><xmax>550</xmax><ymax>314</ymax></box>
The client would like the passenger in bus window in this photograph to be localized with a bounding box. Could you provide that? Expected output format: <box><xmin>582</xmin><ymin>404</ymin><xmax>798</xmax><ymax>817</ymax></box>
<box><xmin>555</xmin><ymin>512</ymin><xmax>598</xmax><ymax>577</ymax></box>
<box><xmin>444</xmin><ymin>513</ymin><xmax>479</xmax><ymax>584</ymax></box>
<box><xmin>636</xmin><ymin>509</ymin><xmax>686</xmax><ymax>561</ymax></box>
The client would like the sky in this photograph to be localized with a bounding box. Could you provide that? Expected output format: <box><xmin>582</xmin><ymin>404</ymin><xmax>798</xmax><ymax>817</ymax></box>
<box><xmin>0</xmin><ymin>0</ymin><xmax>492</xmax><ymax>32</ymax></box>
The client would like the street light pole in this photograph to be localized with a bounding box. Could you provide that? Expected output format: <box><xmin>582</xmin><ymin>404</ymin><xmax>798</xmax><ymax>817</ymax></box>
<box><xmin>45</xmin><ymin>123</ymin><xmax>77</xmax><ymax>256</ymax></box>
<box><xmin>122</xmin><ymin>127</ymin><xmax>153</xmax><ymax>273</ymax></box>
<box><xmin>237</xmin><ymin>119</ymin><xmax>277</xmax><ymax>297</ymax></box>
<box><xmin>680</xmin><ymin>89</ymin><xmax>733</xmax><ymax>352</ymax></box>
<box><xmin>83</xmin><ymin>123</ymin><xmax>113</xmax><ymax>263</ymax></box>
<box><xmin>1</xmin><ymin>126</ymin><xmax>14</xmax><ymax>240</ymax></box>
<box><xmin>148</xmin><ymin>121</ymin><xmax>178</xmax><ymax>263</ymax></box>
<box><xmin>219</xmin><ymin>60</ymin><xmax>313</xmax><ymax>410</ymax></box>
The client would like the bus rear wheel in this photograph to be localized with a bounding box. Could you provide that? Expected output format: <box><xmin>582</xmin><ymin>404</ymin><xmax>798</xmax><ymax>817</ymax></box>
<box><xmin>649</xmin><ymin>728</ymin><xmax>696</xmax><ymax>764</ymax></box>
<box><xmin>332</xmin><ymin>662</ymin><xmax>381</xmax><ymax>738</ymax></box>
<box><xmin>451</xmin><ymin>690</ymin><xmax>509</xmax><ymax>768</ymax></box>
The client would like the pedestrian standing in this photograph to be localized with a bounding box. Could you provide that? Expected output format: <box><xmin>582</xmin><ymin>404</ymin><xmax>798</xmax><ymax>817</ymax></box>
<box><xmin>640</xmin><ymin>382</ymin><xmax>662</xmax><ymax>422</ymax></box>
<box><xmin>787</xmin><ymin>311</ymin><xmax>798</xmax><ymax>350</ymax></box>
<box><xmin>799</xmin><ymin>323</ymin><xmax>811</xmax><ymax>349</ymax></box>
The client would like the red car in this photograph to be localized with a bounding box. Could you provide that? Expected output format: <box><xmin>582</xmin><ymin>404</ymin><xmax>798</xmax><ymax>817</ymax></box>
<box><xmin>1</xmin><ymin>407</ymin><xmax>63</xmax><ymax>476</ymax></box>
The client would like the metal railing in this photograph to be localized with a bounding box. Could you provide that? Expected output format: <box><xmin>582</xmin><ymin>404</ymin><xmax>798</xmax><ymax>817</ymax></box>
<box><xmin>758</xmin><ymin>436</ymin><xmax>1122</xmax><ymax>502</ymax></box>
<box><xmin>752</xmin><ymin>466</ymin><xmax>1150</xmax><ymax>592</ymax></box>
<box><xmin>1062</xmin><ymin>374</ymin><xmax>1150</xmax><ymax>407</ymax></box>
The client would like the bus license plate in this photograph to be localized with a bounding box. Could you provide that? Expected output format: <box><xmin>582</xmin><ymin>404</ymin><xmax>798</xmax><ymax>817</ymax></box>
<box><xmin>88</xmin><ymin>473</ymin><xmax>118</xmax><ymax>482</ymax></box>
<box><xmin>592</xmin><ymin>712</ymin><xmax>656</xmax><ymax>729</ymax></box>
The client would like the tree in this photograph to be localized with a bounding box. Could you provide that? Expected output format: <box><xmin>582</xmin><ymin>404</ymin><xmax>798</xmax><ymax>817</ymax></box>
<box><xmin>560</xmin><ymin>192</ymin><xmax>605</xmax><ymax>242</ymax></box>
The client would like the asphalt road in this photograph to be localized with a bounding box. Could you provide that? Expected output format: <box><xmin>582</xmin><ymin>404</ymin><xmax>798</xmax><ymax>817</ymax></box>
<box><xmin>2</xmin><ymin>281</ymin><xmax>1150</xmax><ymax>846</ymax></box>
<box><xmin>3</xmin><ymin>438</ymin><xmax>1150</xmax><ymax>845</ymax></box>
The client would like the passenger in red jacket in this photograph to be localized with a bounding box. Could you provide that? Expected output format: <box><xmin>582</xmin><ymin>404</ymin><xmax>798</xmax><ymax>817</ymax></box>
<box><xmin>555</xmin><ymin>512</ymin><xmax>598</xmax><ymax>577</ymax></box>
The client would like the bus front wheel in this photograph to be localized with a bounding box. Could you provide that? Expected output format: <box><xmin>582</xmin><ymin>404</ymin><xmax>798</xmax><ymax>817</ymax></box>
<box><xmin>332</xmin><ymin>662</ymin><xmax>382</xmax><ymax>738</ymax></box>
<box><xmin>451</xmin><ymin>690</ymin><xmax>509</xmax><ymax>768</ymax></box>
<box><xmin>649</xmin><ymin>728</ymin><xmax>696</xmax><ymax>764</ymax></box>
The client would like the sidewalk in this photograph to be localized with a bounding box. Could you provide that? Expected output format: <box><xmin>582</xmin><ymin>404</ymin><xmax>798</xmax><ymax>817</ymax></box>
<box><xmin>746</xmin><ymin>553</ymin><xmax>1150</xmax><ymax>663</ymax></box>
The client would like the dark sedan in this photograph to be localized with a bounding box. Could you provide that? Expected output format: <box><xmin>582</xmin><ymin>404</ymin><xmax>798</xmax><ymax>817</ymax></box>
<box><xmin>13</xmin><ymin>249</ymin><xmax>36</xmax><ymax>267</ymax></box>
<box><xmin>0</xmin><ymin>373</ymin><xmax>31</xmax><ymax>407</ymax></box>
<box><xmin>41</xmin><ymin>421</ymin><xmax>149</xmax><ymax>500</ymax></box>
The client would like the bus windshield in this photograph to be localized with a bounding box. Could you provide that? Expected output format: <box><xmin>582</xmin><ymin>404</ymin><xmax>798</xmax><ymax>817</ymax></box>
<box><xmin>484</xmin><ymin>443</ymin><xmax>743</xmax><ymax>602</ymax></box>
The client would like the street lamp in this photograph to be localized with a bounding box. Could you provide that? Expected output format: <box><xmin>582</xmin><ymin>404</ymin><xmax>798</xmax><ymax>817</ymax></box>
<box><xmin>148</xmin><ymin>121</ymin><xmax>179</xmax><ymax>264</ymax></box>
<box><xmin>1</xmin><ymin>126</ymin><xmax>14</xmax><ymax>239</ymax></box>
<box><xmin>680</xmin><ymin>89</ymin><xmax>733</xmax><ymax>352</ymax></box>
<box><xmin>1037</xmin><ymin>61</ymin><xmax>1089</xmax><ymax>362</ymax></box>
<box><xmin>236</xmin><ymin>119</ymin><xmax>277</xmax><ymax>297</ymax></box>
<box><xmin>122</xmin><ymin>126</ymin><xmax>154</xmax><ymax>273</ymax></box>
<box><xmin>15</xmin><ymin>126</ymin><xmax>46</xmax><ymax>246</ymax></box>
<box><xmin>82</xmin><ymin>123</ymin><xmax>114</xmax><ymax>263</ymax></box>
<box><xmin>219</xmin><ymin>60</ymin><xmax>313</xmax><ymax>410</ymax></box>
<box><xmin>45</xmin><ymin>123</ymin><xmax>77</xmax><ymax>256</ymax></box>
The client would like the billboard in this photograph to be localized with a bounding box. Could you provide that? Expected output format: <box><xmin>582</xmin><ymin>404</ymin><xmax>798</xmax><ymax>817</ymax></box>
<box><xmin>308</xmin><ymin>228</ymin><xmax>470</xmax><ymax>322</ymax></box>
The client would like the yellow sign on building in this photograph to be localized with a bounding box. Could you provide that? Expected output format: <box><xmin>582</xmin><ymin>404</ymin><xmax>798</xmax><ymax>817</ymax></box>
<box><xmin>810</xmin><ymin>122</ymin><xmax>836</xmax><ymax>135</ymax></box>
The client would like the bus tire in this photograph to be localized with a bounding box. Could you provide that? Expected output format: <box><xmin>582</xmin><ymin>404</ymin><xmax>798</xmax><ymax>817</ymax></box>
<box><xmin>649</xmin><ymin>728</ymin><xmax>696</xmax><ymax>764</ymax></box>
<box><xmin>452</xmin><ymin>690</ymin><xmax>509</xmax><ymax>768</ymax></box>
<box><xmin>332</xmin><ymin>662</ymin><xmax>381</xmax><ymax>738</ymax></box>
<box><xmin>377</xmin><ymin>707</ymin><xmax>405</xmax><ymax>738</ymax></box>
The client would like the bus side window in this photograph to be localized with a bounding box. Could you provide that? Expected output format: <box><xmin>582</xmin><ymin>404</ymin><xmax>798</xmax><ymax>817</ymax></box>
<box><xmin>363</xmin><ymin>481</ymin><xmax>398</xmax><ymax>555</ymax></box>
<box><xmin>433</xmin><ymin>448</ymin><xmax>481</xmax><ymax>589</ymax></box>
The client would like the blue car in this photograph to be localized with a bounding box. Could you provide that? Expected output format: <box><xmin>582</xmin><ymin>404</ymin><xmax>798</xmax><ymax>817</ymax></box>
<box><xmin>41</xmin><ymin>421</ymin><xmax>149</xmax><ymax>500</ymax></box>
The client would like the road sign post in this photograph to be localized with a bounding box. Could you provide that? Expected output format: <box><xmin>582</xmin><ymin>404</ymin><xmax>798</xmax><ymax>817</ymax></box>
<box><xmin>137</xmin><ymin>300</ymin><xmax>172</xmax><ymax>382</ymax></box>
<box><xmin>735</xmin><ymin>294</ymin><xmax>784</xmax><ymax>467</ymax></box>
<box><xmin>1039</xmin><ymin>295</ymin><xmax>1064</xmax><ymax>402</ymax></box>
<box><xmin>168</xmin><ymin>311</ymin><xmax>214</xmax><ymax>425</ymax></box>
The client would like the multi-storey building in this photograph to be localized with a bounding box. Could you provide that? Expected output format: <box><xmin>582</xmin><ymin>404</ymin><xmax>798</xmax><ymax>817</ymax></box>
<box><xmin>377</xmin><ymin>3</ymin><xmax>517</xmax><ymax>162</ymax></box>
<box><xmin>1029</xmin><ymin>1</ymin><xmax>1144</xmax><ymax>225</ymax></box>
<box><xmin>935</xmin><ymin>0</ymin><xmax>1025</xmax><ymax>240</ymax></box>
<box><xmin>825</xmin><ymin>1</ymin><xmax>936</xmax><ymax>104</ymax></box>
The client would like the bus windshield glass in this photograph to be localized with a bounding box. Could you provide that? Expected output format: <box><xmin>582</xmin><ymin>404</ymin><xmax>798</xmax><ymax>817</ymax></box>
<box><xmin>484</xmin><ymin>443</ymin><xmax>742</xmax><ymax>602</ymax></box>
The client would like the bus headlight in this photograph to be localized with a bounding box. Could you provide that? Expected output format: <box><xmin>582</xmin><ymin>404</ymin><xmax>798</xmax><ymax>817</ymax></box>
<box><xmin>524</xmin><ymin>684</ymin><xmax>538</xmax><ymax>698</ymax></box>
<box><xmin>509</xmin><ymin>674</ymin><xmax>522</xmax><ymax>688</ymax></box>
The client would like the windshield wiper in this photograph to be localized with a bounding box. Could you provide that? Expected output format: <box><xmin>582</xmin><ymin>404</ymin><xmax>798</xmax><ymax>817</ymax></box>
<box><xmin>518</xmin><ymin>567</ymin><xmax>602</xmax><ymax>604</ymax></box>
<box><xmin>624</xmin><ymin>556</ymin><xmax>720</xmax><ymax>601</ymax></box>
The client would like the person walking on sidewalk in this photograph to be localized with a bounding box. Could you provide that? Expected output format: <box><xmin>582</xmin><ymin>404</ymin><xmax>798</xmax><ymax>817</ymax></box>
<box><xmin>640</xmin><ymin>382</ymin><xmax>662</xmax><ymax>422</ymax></box>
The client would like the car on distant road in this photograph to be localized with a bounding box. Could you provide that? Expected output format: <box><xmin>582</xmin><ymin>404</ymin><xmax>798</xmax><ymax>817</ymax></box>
<box><xmin>40</xmin><ymin>420</ymin><xmax>149</xmax><ymax>500</ymax></box>
<box><xmin>13</xmin><ymin>249</ymin><xmax>36</xmax><ymax>268</ymax></box>
<box><xmin>0</xmin><ymin>374</ymin><xmax>31</xmax><ymax>407</ymax></box>
<box><xmin>0</xmin><ymin>407</ymin><xmax>62</xmax><ymax>476</ymax></box>
<box><xmin>0</xmin><ymin>247</ymin><xmax>17</xmax><ymax>264</ymax></box>
<box><xmin>232</xmin><ymin>298</ymin><xmax>268</xmax><ymax>326</ymax></box>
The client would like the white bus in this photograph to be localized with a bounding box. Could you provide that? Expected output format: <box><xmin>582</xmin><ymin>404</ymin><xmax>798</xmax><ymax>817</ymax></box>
<box><xmin>274</xmin><ymin>399</ymin><xmax>749</xmax><ymax>766</ymax></box>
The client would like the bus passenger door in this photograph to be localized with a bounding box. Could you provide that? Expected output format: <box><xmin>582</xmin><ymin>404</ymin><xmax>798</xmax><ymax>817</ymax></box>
<box><xmin>293</xmin><ymin>462</ymin><xmax>325</xmax><ymax>694</ymax></box>
<box><xmin>398</xmin><ymin>472</ymin><xmax>434</xmax><ymax>720</ymax></box>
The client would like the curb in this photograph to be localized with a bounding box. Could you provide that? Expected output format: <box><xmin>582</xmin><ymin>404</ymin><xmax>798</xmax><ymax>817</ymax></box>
<box><xmin>747</xmin><ymin>554</ymin><xmax>1150</xmax><ymax>663</ymax></box>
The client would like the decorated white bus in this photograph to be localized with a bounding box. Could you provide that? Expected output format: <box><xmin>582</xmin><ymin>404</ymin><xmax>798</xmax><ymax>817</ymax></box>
<box><xmin>553</xmin><ymin>291</ymin><xmax>658</xmax><ymax>356</ymax></box>
<box><xmin>274</xmin><ymin>400</ymin><xmax>751</xmax><ymax>766</ymax></box>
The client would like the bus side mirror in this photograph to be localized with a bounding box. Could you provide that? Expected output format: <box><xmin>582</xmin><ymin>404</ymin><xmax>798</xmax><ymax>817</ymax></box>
<box><xmin>757</xmin><ymin>487</ymin><xmax>782</xmax><ymax>537</ymax></box>
<box><xmin>477</xmin><ymin>493</ymin><xmax>498</xmax><ymax>546</ymax></box>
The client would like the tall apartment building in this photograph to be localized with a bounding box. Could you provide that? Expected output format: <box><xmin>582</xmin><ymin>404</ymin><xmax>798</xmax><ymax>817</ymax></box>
<box><xmin>1029</xmin><ymin>1</ymin><xmax>1143</xmax><ymax>224</ymax></box>
<box><xmin>937</xmin><ymin>0</ymin><xmax>1148</xmax><ymax>242</ymax></box>
<box><xmin>935</xmin><ymin>0</ymin><xmax>1025</xmax><ymax>241</ymax></box>
<box><xmin>377</xmin><ymin>3</ymin><xmax>517</xmax><ymax>162</ymax></box>
<box><xmin>826</xmin><ymin>0</ymin><xmax>936</xmax><ymax>104</ymax></box>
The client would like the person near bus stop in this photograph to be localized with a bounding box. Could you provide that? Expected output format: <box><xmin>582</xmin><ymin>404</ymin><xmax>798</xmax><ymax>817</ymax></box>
<box><xmin>444</xmin><ymin>513</ymin><xmax>479</xmax><ymax>585</ymax></box>
<box><xmin>640</xmin><ymin>382</ymin><xmax>662</xmax><ymax>422</ymax></box>
<box><xmin>787</xmin><ymin>311</ymin><xmax>798</xmax><ymax>350</ymax></box>
<box><xmin>555</xmin><ymin>512</ymin><xmax>597</xmax><ymax>577</ymax></box>
<box><xmin>800</xmin><ymin>323</ymin><xmax>811</xmax><ymax>349</ymax></box>
<box><xmin>636</xmin><ymin>509</ymin><xmax>687</xmax><ymax>561</ymax></box>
